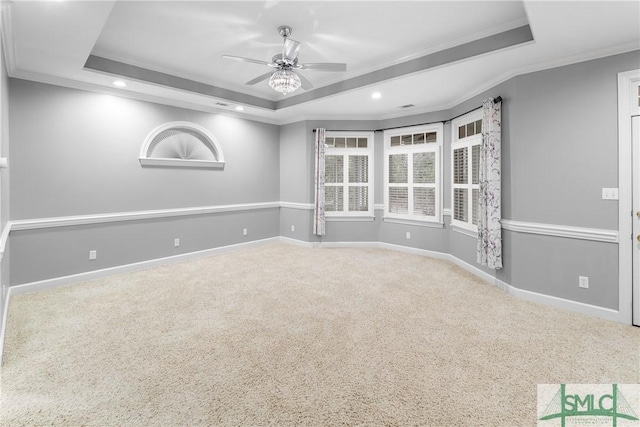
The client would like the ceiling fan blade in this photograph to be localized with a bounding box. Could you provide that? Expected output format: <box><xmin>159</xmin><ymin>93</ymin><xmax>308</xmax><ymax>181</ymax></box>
<box><xmin>245</xmin><ymin>72</ymin><xmax>274</xmax><ymax>86</ymax></box>
<box><xmin>282</xmin><ymin>38</ymin><xmax>300</xmax><ymax>60</ymax></box>
<box><xmin>298</xmin><ymin>62</ymin><xmax>347</xmax><ymax>72</ymax></box>
<box><xmin>297</xmin><ymin>72</ymin><xmax>314</xmax><ymax>91</ymax></box>
<box><xmin>222</xmin><ymin>55</ymin><xmax>273</xmax><ymax>67</ymax></box>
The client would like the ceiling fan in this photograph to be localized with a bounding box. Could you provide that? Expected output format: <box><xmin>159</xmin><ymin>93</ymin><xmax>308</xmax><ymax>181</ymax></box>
<box><xmin>222</xmin><ymin>26</ymin><xmax>347</xmax><ymax>95</ymax></box>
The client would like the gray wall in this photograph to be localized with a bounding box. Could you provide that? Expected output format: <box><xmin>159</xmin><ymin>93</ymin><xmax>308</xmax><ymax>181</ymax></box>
<box><xmin>279</xmin><ymin>121</ymin><xmax>309</xmax><ymax>205</ymax></box>
<box><xmin>9</xmin><ymin>80</ymin><xmax>280</xmax><ymax>219</ymax></box>
<box><xmin>4</xmin><ymin>50</ymin><xmax>638</xmax><ymax>314</ymax></box>
<box><xmin>279</xmin><ymin>121</ymin><xmax>315</xmax><ymax>242</ymax></box>
<box><xmin>446</xmin><ymin>50</ymin><xmax>639</xmax><ymax>310</ymax></box>
<box><xmin>292</xmin><ymin>50</ymin><xmax>640</xmax><ymax>311</ymax></box>
<box><xmin>279</xmin><ymin>119</ymin><xmax>381</xmax><ymax>243</ymax></box>
<box><xmin>10</xmin><ymin>209</ymin><xmax>279</xmax><ymax>285</ymax></box>
<box><xmin>8</xmin><ymin>80</ymin><xmax>281</xmax><ymax>285</ymax></box>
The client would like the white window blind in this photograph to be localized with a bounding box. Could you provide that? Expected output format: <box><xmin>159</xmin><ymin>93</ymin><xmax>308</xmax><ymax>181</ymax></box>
<box><xmin>384</xmin><ymin>123</ymin><xmax>443</xmax><ymax>223</ymax></box>
<box><xmin>324</xmin><ymin>132</ymin><xmax>374</xmax><ymax>217</ymax></box>
<box><xmin>451</xmin><ymin>111</ymin><xmax>482</xmax><ymax>233</ymax></box>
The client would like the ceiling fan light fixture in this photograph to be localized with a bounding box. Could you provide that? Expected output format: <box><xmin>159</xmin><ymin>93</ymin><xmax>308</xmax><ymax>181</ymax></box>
<box><xmin>269</xmin><ymin>69</ymin><xmax>301</xmax><ymax>95</ymax></box>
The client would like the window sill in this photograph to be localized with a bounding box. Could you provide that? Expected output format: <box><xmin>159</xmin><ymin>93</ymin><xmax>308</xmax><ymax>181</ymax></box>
<box><xmin>382</xmin><ymin>217</ymin><xmax>444</xmax><ymax>228</ymax></box>
<box><xmin>451</xmin><ymin>225</ymin><xmax>478</xmax><ymax>238</ymax></box>
<box><xmin>326</xmin><ymin>216</ymin><xmax>375</xmax><ymax>222</ymax></box>
<box><xmin>139</xmin><ymin>158</ymin><xmax>225</xmax><ymax>169</ymax></box>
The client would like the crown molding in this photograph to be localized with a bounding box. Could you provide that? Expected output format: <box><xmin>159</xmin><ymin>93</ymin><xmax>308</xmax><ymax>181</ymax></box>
<box><xmin>2</xmin><ymin>0</ymin><xmax>637</xmax><ymax>129</ymax></box>
<box><xmin>0</xmin><ymin>2</ymin><xmax>16</xmax><ymax>76</ymax></box>
<box><xmin>441</xmin><ymin>41</ymin><xmax>640</xmax><ymax>115</ymax></box>
<box><xmin>9</xmin><ymin>68</ymin><xmax>283</xmax><ymax>125</ymax></box>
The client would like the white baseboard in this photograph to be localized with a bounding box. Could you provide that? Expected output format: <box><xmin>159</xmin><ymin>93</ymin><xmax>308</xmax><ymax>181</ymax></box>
<box><xmin>0</xmin><ymin>287</ymin><xmax>9</xmax><ymax>366</ymax></box>
<box><xmin>1</xmin><ymin>236</ymin><xmax>625</xmax><ymax>365</ymax></box>
<box><xmin>446</xmin><ymin>254</ymin><xmax>497</xmax><ymax>285</ymax></box>
<box><xmin>8</xmin><ymin>237</ymin><xmax>280</xmax><ymax>298</ymax></box>
<box><xmin>437</xmin><ymin>253</ymin><xmax>621</xmax><ymax>323</ymax></box>
<box><xmin>377</xmin><ymin>242</ymin><xmax>451</xmax><ymax>261</ymax></box>
<box><xmin>497</xmin><ymin>279</ymin><xmax>621</xmax><ymax>323</ymax></box>
<box><xmin>318</xmin><ymin>241</ymin><xmax>379</xmax><ymax>249</ymax></box>
<box><xmin>1</xmin><ymin>236</ymin><xmax>281</xmax><ymax>365</ymax></box>
<box><xmin>278</xmin><ymin>236</ymin><xmax>316</xmax><ymax>248</ymax></box>
<box><xmin>279</xmin><ymin>238</ymin><xmax>623</xmax><ymax>324</ymax></box>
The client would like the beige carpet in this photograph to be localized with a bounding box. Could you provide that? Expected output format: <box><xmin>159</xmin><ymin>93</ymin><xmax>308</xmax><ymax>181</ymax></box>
<box><xmin>1</xmin><ymin>243</ymin><xmax>638</xmax><ymax>426</ymax></box>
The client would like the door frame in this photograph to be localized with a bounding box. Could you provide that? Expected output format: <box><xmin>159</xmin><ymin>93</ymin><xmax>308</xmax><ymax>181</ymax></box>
<box><xmin>633</xmin><ymin>116</ymin><xmax>640</xmax><ymax>325</ymax></box>
<box><xmin>618</xmin><ymin>69</ymin><xmax>640</xmax><ymax>325</ymax></box>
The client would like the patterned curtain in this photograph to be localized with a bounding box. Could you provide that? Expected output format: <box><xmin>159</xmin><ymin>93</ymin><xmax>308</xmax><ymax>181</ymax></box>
<box><xmin>313</xmin><ymin>128</ymin><xmax>326</xmax><ymax>236</ymax></box>
<box><xmin>477</xmin><ymin>98</ymin><xmax>503</xmax><ymax>269</ymax></box>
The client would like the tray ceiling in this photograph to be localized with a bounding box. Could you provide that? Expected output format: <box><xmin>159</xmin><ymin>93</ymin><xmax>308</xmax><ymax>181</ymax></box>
<box><xmin>3</xmin><ymin>1</ymin><xmax>639</xmax><ymax>124</ymax></box>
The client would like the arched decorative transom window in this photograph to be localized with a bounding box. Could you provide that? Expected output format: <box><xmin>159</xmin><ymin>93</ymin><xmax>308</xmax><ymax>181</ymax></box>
<box><xmin>139</xmin><ymin>121</ymin><xmax>225</xmax><ymax>168</ymax></box>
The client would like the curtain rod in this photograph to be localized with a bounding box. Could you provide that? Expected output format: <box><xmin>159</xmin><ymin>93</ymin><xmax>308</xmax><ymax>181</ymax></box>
<box><xmin>447</xmin><ymin>96</ymin><xmax>502</xmax><ymax>124</ymax></box>
<box><xmin>311</xmin><ymin>96</ymin><xmax>501</xmax><ymax>133</ymax></box>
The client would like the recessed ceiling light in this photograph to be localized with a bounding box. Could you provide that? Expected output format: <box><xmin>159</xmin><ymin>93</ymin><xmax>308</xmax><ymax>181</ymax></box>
<box><xmin>235</xmin><ymin>106</ymin><xmax>244</xmax><ymax>111</ymax></box>
<box><xmin>371</xmin><ymin>92</ymin><xmax>382</xmax><ymax>99</ymax></box>
<box><xmin>113</xmin><ymin>81</ymin><xmax>126</xmax><ymax>87</ymax></box>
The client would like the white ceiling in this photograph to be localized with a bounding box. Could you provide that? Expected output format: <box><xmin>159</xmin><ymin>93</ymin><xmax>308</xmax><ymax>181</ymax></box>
<box><xmin>3</xmin><ymin>1</ymin><xmax>639</xmax><ymax>125</ymax></box>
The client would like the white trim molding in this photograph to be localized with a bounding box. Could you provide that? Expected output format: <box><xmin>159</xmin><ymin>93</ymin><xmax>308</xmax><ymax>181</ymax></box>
<box><xmin>0</xmin><ymin>222</ymin><xmax>11</xmax><ymax>261</ymax></box>
<box><xmin>324</xmin><ymin>131</ymin><xmax>375</xmax><ymax>218</ymax></box>
<box><xmin>382</xmin><ymin>217</ymin><xmax>445</xmax><ymax>229</ymax></box>
<box><xmin>451</xmin><ymin>225</ymin><xmax>478</xmax><ymax>239</ymax></box>
<box><xmin>139</xmin><ymin>158</ymin><xmax>224</xmax><ymax>169</ymax></box>
<box><xmin>0</xmin><ymin>287</ymin><xmax>9</xmax><ymax>366</ymax></box>
<box><xmin>10</xmin><ymin>202</ymin><xmax>281</xmax><ymax>231</ymax></box>
<box><xmin>383</xmin><ymin>123</ymin><xmax>444</xmax><ymax>225</ymax></box>
<box><xmin>501</xmin><ymin>219</ymin><xmax>618</xmax><ymax>243</ymax></box>
<box><xmin>277</xmin><ymin>238</ymin><xmax>623</xmax><ymax>323</ymax></box>
<box><xmin>617</xmin><ymin>69</ymin><xmax>640</xmax><ymax>326</ymax></box>
<box><xmin>0</xmin><ymin>2</ymin><xmax>16</xmax><ymax>79</ymax></box>
<box><xmin>1</xmin><ymin>236</ymin><xmax>627</xmax><ymax>362</ymax></box>
<box><xmin>498</xmin><ymin>279</ymin><xmax>621</xmax><ymax>323</ymax></box>
<box><xmin>139</xmin><ymin>121</ymin><xmax>225</xmax><ymax>169</ymax></box>
<box><xmin>326</xmin><ymin>217</ymin><xmax>375</xmax><ymax>222</ymax></box>
<box><xmin>8</xmin><ymin>237</ymin><xmax>281</xmax><ymax>298</ymax></box>
<box><xmin>1</xmin><ymin>237</ymin><xmax>281</xmax><ymax>365</ymax></box>
<box><xmin>280</xmin><ymin>202</ymin><xmax>314</xmax><ymax>211</ymax></box>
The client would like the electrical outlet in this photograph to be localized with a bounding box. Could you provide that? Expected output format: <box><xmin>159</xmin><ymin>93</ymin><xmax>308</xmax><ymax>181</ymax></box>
<box><xmin>89</xmin><ymin>250</ymin><xmax>97</xmax><ymax>260</ymax></box>
<box><xmin>602</xmin><ymin>188</ymin><xmax>619</xmax><ymax>200</ymax></box>
<box><xmin>406</xmin><ymin>232</ymin><xmax>411</xmax><ymax>239</ymax></box>
<box><xmin>291</xmin><ymin>225</ymin><xmax>295</xmax><ymax>232</ymax></box>
<box><xmin>174</xmin><ymin>238</ymin><xmax>180</xmax><ymax>247</ymax></box>
<box><xmin>243</xmin><ymin>228</ymin><xmax>248</xmax><ymax>236</ymax></box>
<box><xmin>579</xmin><ymin>276</ymin><xmax>589</xmax><ymax>289</ymax></box>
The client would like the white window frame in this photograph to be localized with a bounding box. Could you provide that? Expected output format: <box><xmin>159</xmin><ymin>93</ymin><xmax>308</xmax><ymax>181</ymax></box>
<box><xmin>324</xmin><ymin>131</ymin><xmax>375</xmax><ymax>218</ymax></box>
<box><xmin>451</xmin><ymin>110</ymin><xmax>482</xmax><ymax>234</ymax></box>
<box><xmin>139</xmin><ymin>121</ymin><xmax>225</xmax><ymax>169</ymax></box>
<box><xmin>383</xmin><ymin>123</ymin><xmax>443</xmax><ymax>224</ymax></box>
